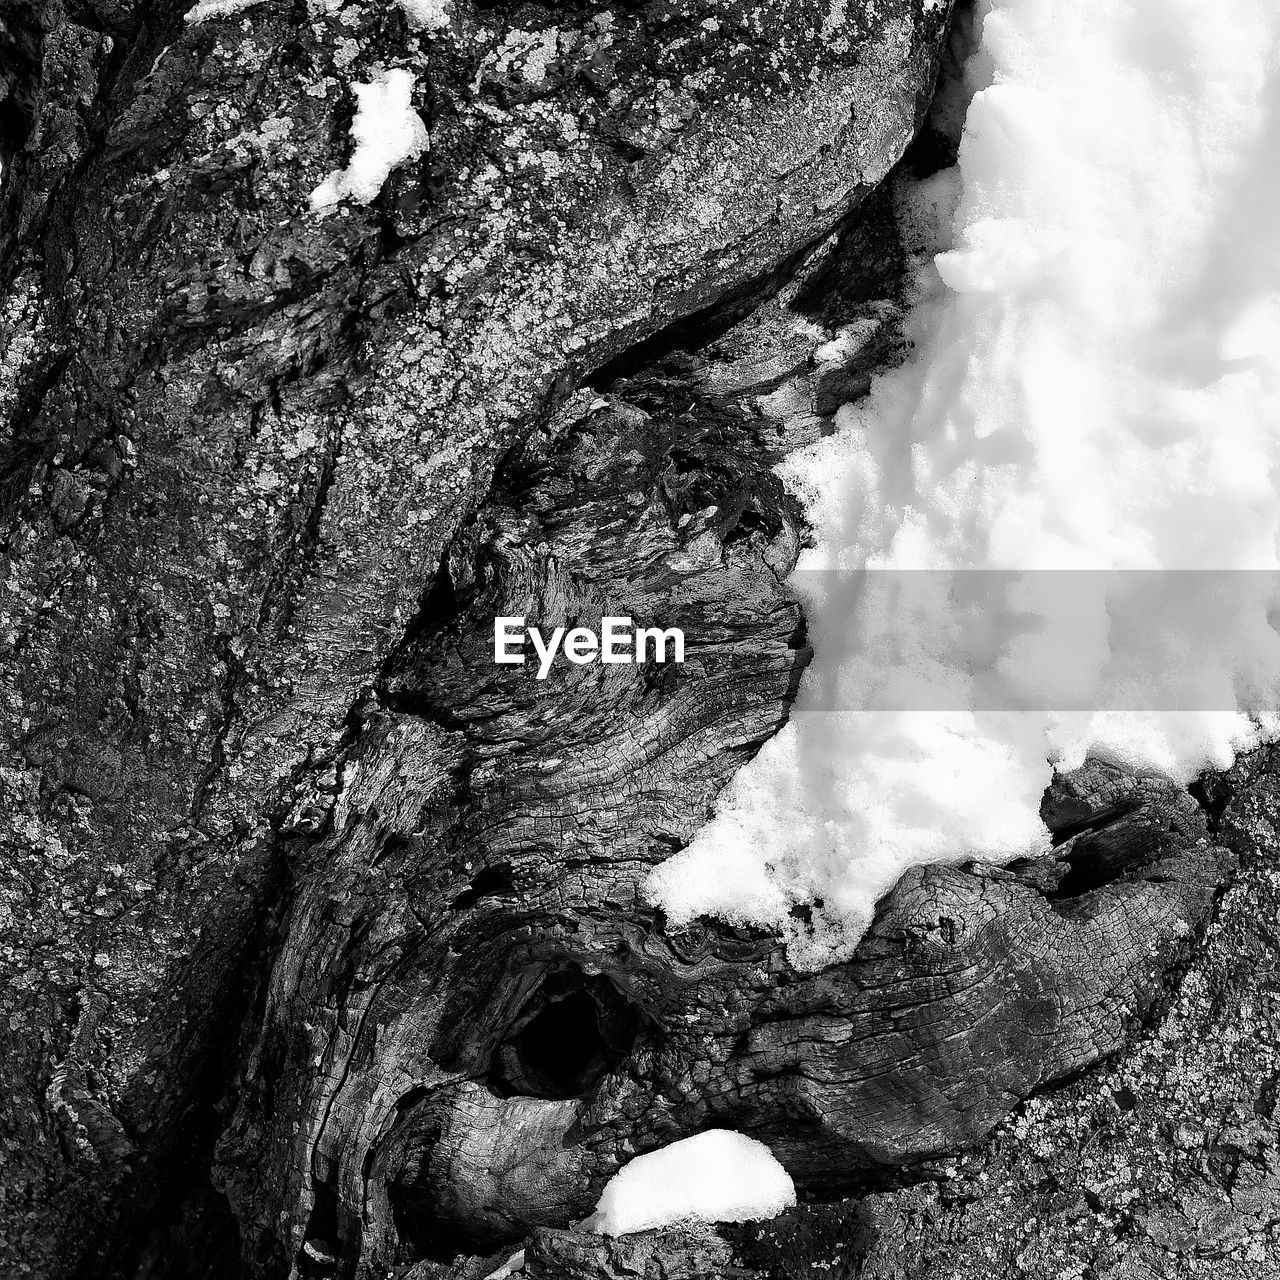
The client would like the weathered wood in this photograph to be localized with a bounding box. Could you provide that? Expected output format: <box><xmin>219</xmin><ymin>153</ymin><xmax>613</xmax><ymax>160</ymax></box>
<box><xmin>218</xmin><ymin>260</ymin><xmax>1234</xmax><ymax>1276</ymax></box>
<box><xmin>523</xmin><ymin>1224</ymin><xmax>739</xmax><ymax>1280</ymax></box>
<box><xmin>0</xmin><ymin>2</ymin><xmax>1252</xmax><ymax>1278</ymax></box>
<box><xmin>0</xmin><ymin>1</ymin><xmax>949</xmax><ymax>1275</ymax></box>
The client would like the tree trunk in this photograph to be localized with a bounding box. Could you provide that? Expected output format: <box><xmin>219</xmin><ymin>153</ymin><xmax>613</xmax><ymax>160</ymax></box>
<box><xmin>0</xmin><ymin>4</ymin><xmax>1259</xmax><ymax>1280</ymax></box>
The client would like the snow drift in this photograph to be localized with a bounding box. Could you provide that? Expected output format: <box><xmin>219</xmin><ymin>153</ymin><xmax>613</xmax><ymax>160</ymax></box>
<box><xmin>649</xmin><ymin>0</ymin><xmax>1280</xmax><ymax>967</ymax></box>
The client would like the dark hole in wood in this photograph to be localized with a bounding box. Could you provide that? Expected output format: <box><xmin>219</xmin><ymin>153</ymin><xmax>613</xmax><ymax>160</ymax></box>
<box><xmin>1043</xmin><ymin>800</ymin><xmax>1139</xmax><ymax>848</ymax></box>
<box><xmin>492</xmin><ymin>970</ymin><xmax>640</xmax><ymax>1100</ymax></box>
<box><xmin>1188</xmin><ymin>774</ymin><xmax>1231</xmax><ymax>834</ymax></box>
<box><xmin>1052</xmin><ymin>816</ymin><xmax>1160</xmax><ymax>898</ymax></box>
<box><xmin>297</xmin><ymin>1178</ymin><xmax>340</xmax><ymax>1279</ymax></box>
<box><xmin>517</xmin><ymin>990</ymin><xmax>606</xmax><ymax>1093</ymax></box>
<box><xmin>450</xmin><ymin>863</ymin><xmax>515</xmax><ymax>911</ymax></box>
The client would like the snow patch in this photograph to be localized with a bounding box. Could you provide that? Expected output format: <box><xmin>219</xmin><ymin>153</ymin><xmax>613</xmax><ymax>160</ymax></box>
<box><xmin>184</xmin><ymin>0</ymin><xmax>266</xmax><ymax>23</ymax></box>
<box><xmin>310</xmin><ymin>69</ymin><xmax>428</xmax><ymax>210</ymax></box>
<box><xmin>587</xmin><ymin>1130</ymin><xmax>796</xmax><ymax>1236</ymax></box>
<box><xmin>648</xmin><ymin>0</ymin><xmax>1280</xmax><ymax>968</ymax></box>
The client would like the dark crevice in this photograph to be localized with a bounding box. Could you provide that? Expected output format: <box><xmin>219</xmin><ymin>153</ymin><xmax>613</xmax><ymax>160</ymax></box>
<box><xmin>89</xmin><ymin>851</ymin><xmax>294</xmax><ymax>1280</ymax></box>
<box><xmin>1051</xmin><ymin>828</ymin><xmax>1149</xmax><ymax>899</ymax></box>
<box><xmin>1189</xmin><ymin>773</ymin><xmax>1232</xmax><ymax>837</ymax></box>
<box><xmin>490</xmin><ymin>969</ymin><xmax>641</xmax><ymax>1102</ymax></box>
<box><xmin>0</xmin><ymin>3</ymin><xmax>43</xmax><ymax>170</ymax></box>
<box><xmin>450</xmin><ymin>863</ymin><xmax>516</xmax><ymax>911</ymax></box>
<box><xmin>297</xmin><ymin>1180</ymin><xmax>341</xmax><ymax>1280</ymax></box>
<box><xmin>1044</xmin><ymin>801</ymin><xmax>1141</xmax><ymax>850</ymax></box>
<box><xmin>0</xmin><ymin>349</ymin><xmax>73</xmax><ymax>513</ymax></box>
<box><xmin>586</xmin><ymin>228</ymin><xmax>847</xmax><ymax>389</ymax></box>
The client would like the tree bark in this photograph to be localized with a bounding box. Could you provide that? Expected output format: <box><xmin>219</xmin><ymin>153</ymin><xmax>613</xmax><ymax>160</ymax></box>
<box><xmin>0</xmin><ymin>3</ymin><xmax>1259</xmax><ymax>1280</ymax></box>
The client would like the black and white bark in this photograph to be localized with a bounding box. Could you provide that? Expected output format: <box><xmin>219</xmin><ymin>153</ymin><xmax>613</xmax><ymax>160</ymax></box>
<box><xmin>0</xmin><ymin>4</ymin><xmax>1258</xmax><ymax>1279</ymax></box>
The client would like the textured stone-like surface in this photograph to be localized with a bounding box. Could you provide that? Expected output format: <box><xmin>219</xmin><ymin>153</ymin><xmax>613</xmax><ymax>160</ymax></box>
<box><xmin>1</xmin><ymin>4</ymin><xmax>1255</xmax><ymax>1279</ymax></box>
<box><xmin>217</xmin><ymin>214</ymin><xmax>1234</xmax><ymax>1276</ymax></box>
<box><xmin>0</xmin><ymin>0</ymin><xmax>949</xmax><ymax>1274</ymax></box>
<box><xmin>843</xmin><ymin>746</ymin><xmax>1280</xmax><ymax>1280</ymax></box>
<box><xmin>523</xmin><ymin>1224</ymin><xmax>737</xmax><ymax>1279</ymax></box>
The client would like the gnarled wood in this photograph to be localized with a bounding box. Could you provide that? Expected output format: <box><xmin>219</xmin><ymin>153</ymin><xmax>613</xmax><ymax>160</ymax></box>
<box><xmin>219</xmin><ymin>247</ymin><xmax>1234</xmax><ymax>1276</ymax></box>
<box><xmin>0</xmin><ymin>3</ymin><xmax>1246</xmax><ymax>1279</ymax></box>
<box><xmin>0</xmin><ymin>1</ymin><xmax>948</xmax><ymax>1274</ymax></box>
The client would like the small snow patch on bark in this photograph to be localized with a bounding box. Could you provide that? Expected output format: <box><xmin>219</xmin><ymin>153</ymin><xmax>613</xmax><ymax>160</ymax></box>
<box><xmin>185</xmin><ymin>0</ymin><xmax>266</xmax><ymax>23</ymax></box>
<box><xmin>586</xmin><ymin>1130</ymin><xmax>796</xmax><ymax>1236</ymax></box>
<box><xmin>309</xmin><ymin>69</ymin><xmax>427</xmax><ymax>210</ymax></box>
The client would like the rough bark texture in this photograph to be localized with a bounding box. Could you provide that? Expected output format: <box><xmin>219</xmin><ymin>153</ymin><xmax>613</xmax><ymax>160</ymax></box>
<box><xmin>504</xmin><ymin>746</ymin><xmax>1280</xmax><ymax>1280</ymax></box>
<box><xmin>0</xmin><ymin>3</ymin><xmax>1269</xmax><ymax>1280</ymax></box>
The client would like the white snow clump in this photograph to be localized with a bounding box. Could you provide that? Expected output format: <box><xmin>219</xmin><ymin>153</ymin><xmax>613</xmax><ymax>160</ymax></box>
<box><xmin>587</xmin><ymin>1130</ymin><xmax>796</xmax><ymax>1237</ymax></box>
<box><xmin>185</xmin><ymin>0</ymin><xmax>266</xmax><ymax>22</ymax></box>
<box><xmin>647</xmin><ymin>0</ymin><xmax>1280</xmax><ymax>968</ymax></box>
<box><xmin>310</xmin><ymin>69</ymin><xmax>427</xmax><ymax>210</ymax></box>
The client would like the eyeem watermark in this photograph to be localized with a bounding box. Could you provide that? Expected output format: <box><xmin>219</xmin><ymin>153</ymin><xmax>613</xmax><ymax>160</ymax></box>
<box><xmin>494</xmin><ymin>616</ymin><xmax>685</xmax><ymax>679</ymax></box>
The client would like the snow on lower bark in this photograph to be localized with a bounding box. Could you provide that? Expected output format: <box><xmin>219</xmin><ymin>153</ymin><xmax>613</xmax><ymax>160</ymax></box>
<box><xmin>587</xmin><ymin>1130</ymin><xmax>796</xmax><ymax>1236</ymax></box>
<box><xmin>310</xmin><ymin>69</ymin><xmax>427</xmax><ymax>210</ymax></box>
<box><xmin>184</xmin><ymin>0</ymin><xmax>266</xmax><ymax>22</ymax></box>
<box><xmin>648</xmin><ymin>0</ymin><xmax>1280</xmax><ymax>968</ymax></box>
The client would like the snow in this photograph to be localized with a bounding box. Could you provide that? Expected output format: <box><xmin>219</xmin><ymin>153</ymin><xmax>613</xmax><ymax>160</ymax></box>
<box><xmin>184</xmin><ymin>0</ymin><xmax>265</xmax><ymax>22</ymax></box>
<box><xmin>587</xmin><ymin>1131</ymin><xmax>796</xmax><ymax>1236</ymax></box>
<box><xmin>648</xmin><ymin>0</ymin><xmax>1280</xmax><ymax>968</ymax></box>
<box><xmin>309</xmin><ymin>69</ymin><xmax>428</xmax><ymax>210</ymax></box>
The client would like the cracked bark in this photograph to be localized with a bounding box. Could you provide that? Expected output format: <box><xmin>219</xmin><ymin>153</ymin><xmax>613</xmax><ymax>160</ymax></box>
<box><xmin>0</xmin><ymin>3</ymin><xmax>1265</xmax><ymax>1280</ymax></box>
